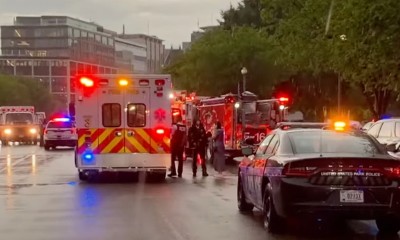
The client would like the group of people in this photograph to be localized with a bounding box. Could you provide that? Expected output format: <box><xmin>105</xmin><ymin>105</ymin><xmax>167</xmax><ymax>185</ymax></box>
<box><xmin>168</xmin><ymin>117</ymin><xmax>226</xmax><ymax>178</ymax></box>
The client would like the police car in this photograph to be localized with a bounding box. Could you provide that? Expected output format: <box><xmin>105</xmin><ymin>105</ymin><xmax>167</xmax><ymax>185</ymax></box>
<box><xmin>43</xmin><ymin>118</ymin><xmax>77</xmax><ymax>150</ymax></box>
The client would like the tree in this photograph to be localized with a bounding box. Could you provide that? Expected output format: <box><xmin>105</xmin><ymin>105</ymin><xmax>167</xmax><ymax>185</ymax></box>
<box><xmin>261</xmin><ymin>0</ymin><xmax>400</xmax><ymax>119</ymax></box>
<box><xmin>220</xmin><ymin>0</ymin><xmax>264</xmax><ymax>30</ymax></box>
<box><xmin>0</xmin><ymin>75</ymin><xmax>56</xmax><ymax>114</ymax></box>
<box><xmin>329</xmin><ymin>0</ymin><xmax>400</xmax><ymax>119</ymax></box>
<box><xmin>165</xmin><ymin>27</ymin><xmax>281</xmax><ymax>97</ymax></box>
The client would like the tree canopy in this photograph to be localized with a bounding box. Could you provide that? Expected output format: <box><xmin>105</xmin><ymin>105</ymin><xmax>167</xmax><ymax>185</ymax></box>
<box><xmin>0</xmin><ymin>75</ymin><xmax>56</xmax><ymax>114</ymax></box>
<box><xmin>166</xmin><ymin>0</ymin><xmax>400</xmax><ymax>120</ymax></box>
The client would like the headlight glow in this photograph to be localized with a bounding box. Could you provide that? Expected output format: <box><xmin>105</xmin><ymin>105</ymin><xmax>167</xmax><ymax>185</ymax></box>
<box><xmin>4</xmin><ymin>129</ymin><xmax>11</xmax><ymax>135</ymax></box>
<box><xmin>30</xmin><ymin>128</ymin><xmax>37</xmax><ymax>134</ymax></box>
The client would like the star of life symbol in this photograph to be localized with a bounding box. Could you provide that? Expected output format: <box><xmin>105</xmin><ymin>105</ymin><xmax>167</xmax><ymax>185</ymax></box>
<box><xmin>154</xmin><ymin>108</ymin><xmax>166</xmax><ymax>123</ymax></box>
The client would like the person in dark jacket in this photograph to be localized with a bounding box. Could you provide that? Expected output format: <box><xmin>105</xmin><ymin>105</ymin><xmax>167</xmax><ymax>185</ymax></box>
<box><xmin>188</xmin><ymin>120</ymin><xmax>209</xmax><ymax>177</ymax></box>
<box><xmin>213</xmin><ymin>121</ymin><xmax>226</xmax><ymax>176</ymax></box>
<box><xmin>168</xmin><ymin>116</ymin><xmax>187</xmax><ymax>178</ymax></box>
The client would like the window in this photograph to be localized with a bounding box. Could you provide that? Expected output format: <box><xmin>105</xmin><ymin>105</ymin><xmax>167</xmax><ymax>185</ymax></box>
<box><xmin>396</xmin><ymin>122</ymin><xmax>400</xmax><ymax>137</ymax></box>
<box><xmin>265</xmin><ymin>135</ymin><xmax>279</xmax><ymax>154</ymax></box>
<box><xmin>379</xmin><ymin>122</ymin><xmax>394</xmax><ymax>138</ymax></box>
<box><xmin>47</xmin><ymin>121</ymin><xmax>73</xmax><ymax>128</ymax></box>
<box><xmin>102</xmin><ymin>103</ymin><xmax>121</xmax><ymax>127</ymax></box>
<box><xmin>367</xmin><ymin>123</ymin><xmax>382</xmax><ymax>138</ymax></box>
<box><xmin>256</xmin><ymin>134</ymin><xmax>274</xmax><ymax>155</ymax></box>
<box><xmin>127</xmin><ymin>104</ymin><xmax>146</xmax><ymax>127</ymax></box>
<box><xmin>288</xmin><ymin>131</ymin><xmax>382</xmax><ymax>155</ymax></box>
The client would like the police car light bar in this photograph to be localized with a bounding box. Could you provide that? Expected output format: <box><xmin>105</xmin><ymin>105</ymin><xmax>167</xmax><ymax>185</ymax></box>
<box><xmin>276</xmin><ymin>122</ymin><xmax>328</xmax><ymax>130</ymax></box>
<box><xmin>54</xmin><ymin>118</ymin><xmax>70</xmax><ymax>122</ymax></box>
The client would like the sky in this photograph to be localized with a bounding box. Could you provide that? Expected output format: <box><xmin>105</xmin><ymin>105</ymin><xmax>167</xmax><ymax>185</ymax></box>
<box><xmin>0</xmin><ymin>0</ymin><xmax>240</xmax><ymax>47</ymax></box>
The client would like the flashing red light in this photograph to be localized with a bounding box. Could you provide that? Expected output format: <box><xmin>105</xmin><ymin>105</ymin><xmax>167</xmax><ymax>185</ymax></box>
<box><xmin>155</xmin><ymin>79</ymin><xmax>166</xmax><ymax>86</ymax></box>
<box><xmin>279</xmin><ymin>97</ymin><xmax>289</xmax><ymax>102</ymax></box>
<box><xmin>79</xmin><ymin>77</ymin><xmax>94</xmax><ymax>87</ymax></box>
<box><xmin>156</xmin><ymin>128</ymin><xmax>165</xmax><ymax>135</ymax></box>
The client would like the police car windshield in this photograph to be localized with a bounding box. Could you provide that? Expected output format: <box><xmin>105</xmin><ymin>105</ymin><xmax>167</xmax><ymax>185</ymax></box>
<box><xmin>47</xmin><ymin>121</ymin><xmax>73</xmax><ymax>128</ymax></box>
<box><xmin>288</xmin><ymin>131</ymin><xmax>383</xmax><ymax>155</ymax></box>
<box><xmin>6</xmin><ymin>113</ymin><xmax>33</xmax><ymax>124</ymax></box>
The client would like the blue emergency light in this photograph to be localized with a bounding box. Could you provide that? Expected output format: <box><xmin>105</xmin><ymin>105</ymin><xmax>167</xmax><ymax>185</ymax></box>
<box><xmin>82</xmin><ymin>151</ymin><xmax>95</xmax><ymax>165</ymax></box>
<box><xmin>54</xmin><ymin>117</ymin><xmax>70</xmax><ymax>122</ymax></box>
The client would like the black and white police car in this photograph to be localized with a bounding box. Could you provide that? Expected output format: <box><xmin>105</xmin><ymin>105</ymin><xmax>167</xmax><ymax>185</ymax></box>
<box><xmin>43</xmin><ymin>118</ymin><xmax>77</xmax><ymax>150</ymax></box>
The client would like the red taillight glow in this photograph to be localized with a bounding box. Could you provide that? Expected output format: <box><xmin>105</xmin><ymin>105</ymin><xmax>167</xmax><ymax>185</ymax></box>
<box><xmin>79</xmin><ymin>77</ymin><xmax>94</xmax><ymax>87</ymax></box>
<box><xmin>155</xmin><ymin>79</ymin><xmax>165</xmax><ymax>86</ymax></box>
<box><xmin>279</xmin><ymin>97</ymin><xmax>289</xmax><ymax>102</ymax></box>
<box><xmin>156</xmin><ymin>129</ymin><xmax>165</xmax><ymax>135</ymax></box>
<box><xmin>384</xmin><ymin>167</ymin><xmax>400</xmax><ymax>178</ymax></box>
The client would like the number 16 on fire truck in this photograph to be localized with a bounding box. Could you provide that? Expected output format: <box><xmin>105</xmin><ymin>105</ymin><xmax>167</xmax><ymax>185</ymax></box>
<box><xmin>71</xmin><ymin>74</ymin><xmax>172</xmax><ymax>182</ymax></box>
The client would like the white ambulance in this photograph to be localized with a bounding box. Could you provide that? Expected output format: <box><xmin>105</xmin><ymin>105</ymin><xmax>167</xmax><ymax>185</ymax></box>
<box><xmin>71</xmin><ymin>74</ymin><xmax>173</xmax><ymax>182</ymax></box>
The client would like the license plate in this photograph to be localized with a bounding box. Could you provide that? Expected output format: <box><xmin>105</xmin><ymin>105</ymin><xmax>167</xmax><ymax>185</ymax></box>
<box><xmin>340</xmin><ymin>190</ymin><xmax>364</xmax><ymax>203</ymax></box>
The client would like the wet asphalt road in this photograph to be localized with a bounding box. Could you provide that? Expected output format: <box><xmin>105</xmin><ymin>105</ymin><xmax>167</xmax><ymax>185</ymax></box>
<box><xmin>0</xmin><ymin>144</ymin><xmax>398</xmax><ymax>240</ymax></box>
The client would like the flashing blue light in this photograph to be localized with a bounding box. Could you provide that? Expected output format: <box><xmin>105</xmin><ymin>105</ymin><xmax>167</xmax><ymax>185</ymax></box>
<box><xmin>381</xmin><ymin>114</ymin><xmax>392</xmax><ymax>120</ymax></box>
<box><xmin>54</xmin><ymin>117</ymin><xmax>70</xmax><ymax>122</ymax></box>
<box><xmin>82</xmin><ymin>152</ymin><xmax>95</xmax><ymax>165</ymax></box>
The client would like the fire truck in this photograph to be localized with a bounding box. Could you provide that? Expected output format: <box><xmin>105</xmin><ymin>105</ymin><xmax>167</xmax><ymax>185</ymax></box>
<box><xmin>70</xmin><ymin>74</ymin><xmax>172</xmax><ymax>182</ymax></box>
<box><xmin>0</xmin><ymin>106</ymin><xmax>40</xmax><ymax>145</ymax></box>
<box><xmin>196</xmin><ymin>92</ymin><xmax>287</xmax><ymax>160</ymax></box>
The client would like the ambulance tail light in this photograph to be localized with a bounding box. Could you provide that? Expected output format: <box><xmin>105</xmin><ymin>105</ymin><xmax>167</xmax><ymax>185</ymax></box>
<box><xmin>155</xmin><ymin>79</ymin><xmax>165</xmax><ymax>86</ymax></box>
<box><xmin>156</xmin><ymin>128</ymin><xmax>165</xmax><ymax>135</ymax></box>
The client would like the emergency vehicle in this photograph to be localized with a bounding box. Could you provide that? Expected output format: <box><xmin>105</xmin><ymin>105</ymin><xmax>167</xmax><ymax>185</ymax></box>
<box><xmin>0</xmin><ymin>106</ymin><xmax>40</xmax><ymax>145</ymax></box>
<box><xmin>71</xmin><ymin>74</ymin><xmax>172</xmax><ymax>181</ymax></box>
<box><xmin>171</xmin><ymin>90</ymin><xmax>189</xmax><ymax>124</ymax></box>
<box><xmin>197</xmin><ymin>92</ymin><xmax>287</xmax><ymax>160</ymax></box>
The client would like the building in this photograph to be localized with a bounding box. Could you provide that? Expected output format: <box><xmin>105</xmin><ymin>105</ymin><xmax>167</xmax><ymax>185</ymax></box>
<box><xmin>119</xmin><ymin>34</ymin><xmax>165</xmax><ymax>74</ymax></box>
<box><xmin>163</xmin><ymin>47</ymin><xmax>183</xmax><ymax>67</ymax></box>
<box><xmin>0</xmin><ymin>16</ymin><xmax>149</xmax><ymax>108</ymax></box>
<box><xmin>114</xmin><ymin>37</ymin><xmax>147</xmax><ymax>73</ymax></box>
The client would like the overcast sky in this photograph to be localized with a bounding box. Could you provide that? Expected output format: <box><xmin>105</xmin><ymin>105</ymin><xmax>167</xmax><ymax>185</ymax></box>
<box><xmin>0</xmin><ymin>0</ymin><xmax>240</xmax><ymax>47</ymax></box>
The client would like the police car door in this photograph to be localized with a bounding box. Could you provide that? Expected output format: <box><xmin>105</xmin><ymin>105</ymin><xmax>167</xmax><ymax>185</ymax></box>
<box><xmin>97</xmin><ymin>80</ymin><xmax>125</xmax><ymax>155</ymax></box>
<box><xmin>124</xmin><ymin>80</ymin><xmax>150</xmax><ymax>154</ymax></box>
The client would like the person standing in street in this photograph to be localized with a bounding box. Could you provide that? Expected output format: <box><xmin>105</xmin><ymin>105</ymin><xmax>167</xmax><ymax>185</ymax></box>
<box><xmin>168</xmin><ymin>116</ymin><xmax>187</xmax><ymax>178</ymax></box>
<box><xmin>188</xmin><ymin>120</ymin><xmax>209</xmax><ymax>177</ymax></box>
<box><xmin>213</xmin><ymin>121</ymin><xmax>226</xmax><ymax>176</ymax></box>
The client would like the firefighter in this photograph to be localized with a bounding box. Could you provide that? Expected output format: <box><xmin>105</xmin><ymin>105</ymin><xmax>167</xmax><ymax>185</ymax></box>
<box><xmin>168</xmin><ymin>116</ymin><xmax>187</xmax><ymax>178</ymax></box>
<box><xmin>188</xmin><ymin>120</ymin><xmax>209</xmax><ymax>177</ymax></box>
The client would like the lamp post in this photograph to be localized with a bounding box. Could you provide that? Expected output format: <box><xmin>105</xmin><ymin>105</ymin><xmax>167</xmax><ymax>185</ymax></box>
<box><xmin>240</xmin><ymin>67</ymin><xmax>248</xmax><ymax>142</ymax></box>
<box><xmin>241</xmin><ymin>67</ymin><xmax>248</xmax><ymax>93</ymax></box>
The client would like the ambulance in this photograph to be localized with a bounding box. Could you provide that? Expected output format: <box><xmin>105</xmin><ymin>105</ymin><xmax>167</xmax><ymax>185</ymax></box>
<box><xmin>70</xmin><ymin>74</ymin><xmax>173</xmax><ymax>182</ymax></box>
<box><xmin>0</xmin><ymin>106</ymin><xmax>40</xmax><ymax>145</ymax></box>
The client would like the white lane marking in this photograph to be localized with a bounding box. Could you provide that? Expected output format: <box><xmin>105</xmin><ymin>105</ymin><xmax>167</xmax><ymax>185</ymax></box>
<box><xmin>0</xmin><ymin>155</ymin><xmax>33</xmax><ymax>173</ymax></box>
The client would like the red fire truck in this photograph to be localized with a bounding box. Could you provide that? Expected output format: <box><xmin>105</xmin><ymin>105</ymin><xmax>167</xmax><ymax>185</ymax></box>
<box><xmin>196</xmin><ymin>92</ymin><xmax>287</xmax><ymax>160</ymax></box>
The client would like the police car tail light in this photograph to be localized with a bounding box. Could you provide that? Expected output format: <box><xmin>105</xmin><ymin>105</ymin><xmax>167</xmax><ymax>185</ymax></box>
<box><xmin>384</xmin><ymin>167</ymin><xmax>400</xmax><ymax>178</ymax></box>
<box><xmin>282</xmin><ymin>164</ymin><xmax>317</xmax><ymax>177</ymax></box>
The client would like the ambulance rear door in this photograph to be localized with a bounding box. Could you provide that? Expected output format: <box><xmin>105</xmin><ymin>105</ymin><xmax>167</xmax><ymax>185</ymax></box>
<box><xmin>97</xmin><ymin>84</ymin><xmax>125</xmax><ymax>155</ymax></box>
<box><xmin>124</xmin><ymin>84</ymin><xmax>151</xmax><ymax>154</ymax></box>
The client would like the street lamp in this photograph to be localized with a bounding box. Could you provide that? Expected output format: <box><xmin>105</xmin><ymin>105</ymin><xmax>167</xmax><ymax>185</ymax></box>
<box><xmin>241</xmin><ymin>67</ymin><xmax>248</xmax><ymax>93</ymax></box>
